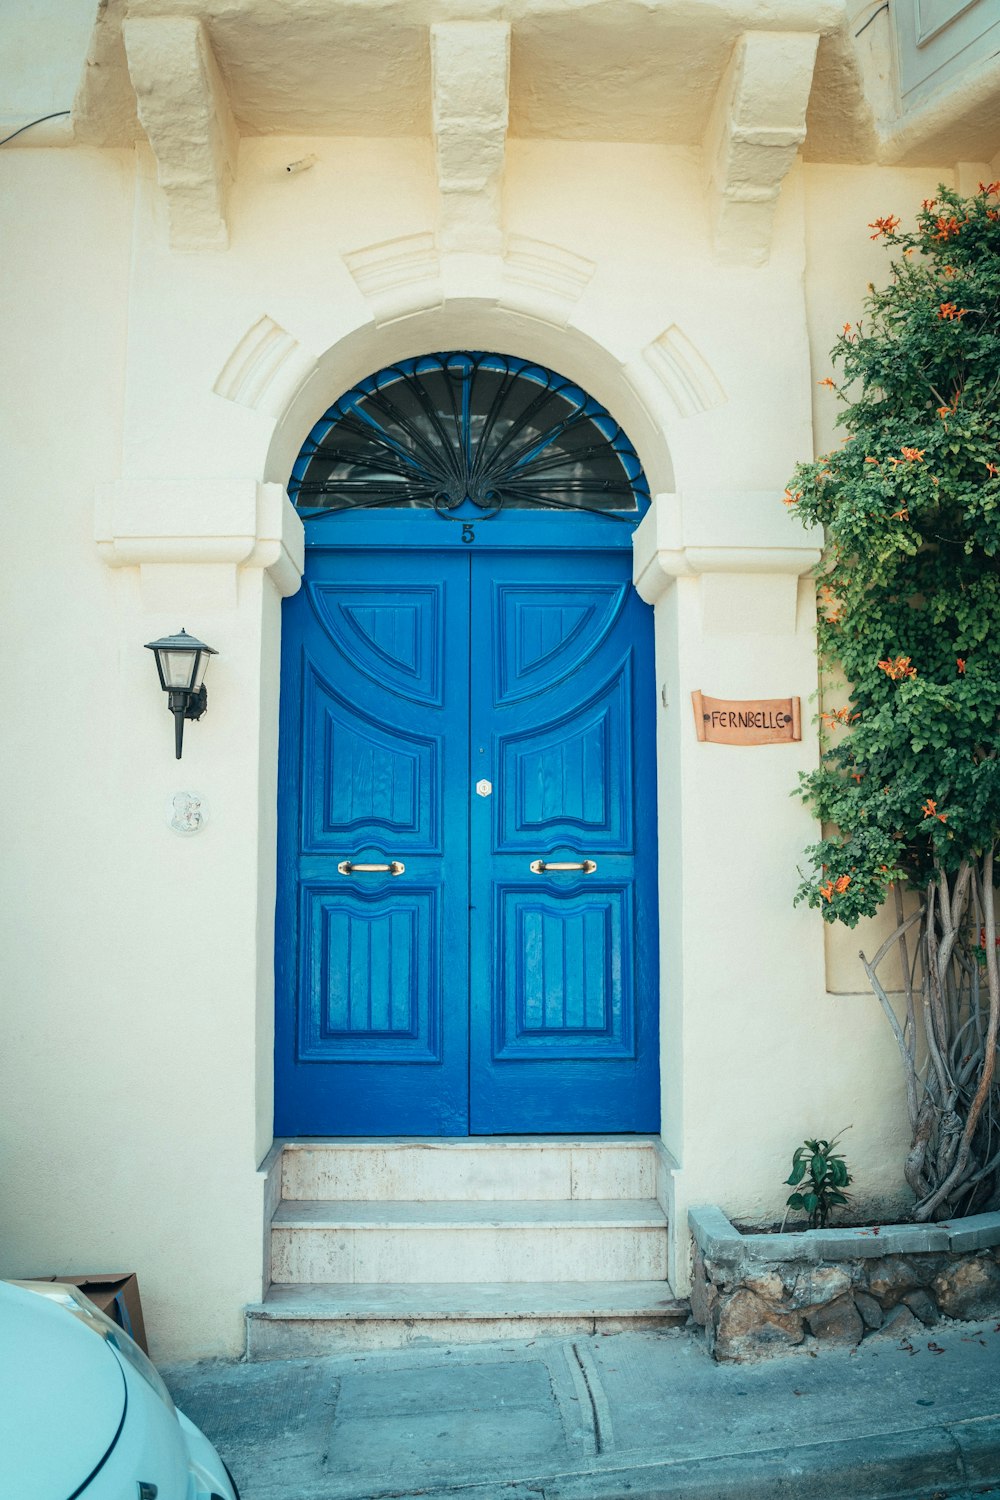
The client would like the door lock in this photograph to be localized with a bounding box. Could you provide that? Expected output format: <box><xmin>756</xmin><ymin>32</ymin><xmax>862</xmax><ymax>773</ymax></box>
<box><xmin>476</xmin><ymin>779</ymin><xmax>492</xmax><ymax>797</ymax></box>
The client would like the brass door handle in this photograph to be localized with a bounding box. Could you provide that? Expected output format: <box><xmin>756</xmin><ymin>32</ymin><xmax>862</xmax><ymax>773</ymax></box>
<box><xmin>529</xmin><ymin>859</ymin><xmax>597</xmax><ymax>874</ymax></box>
<box><xmin>337</xmin><ymin>860</ymin><xmax>405</xmax><ymax>876</ymax></box>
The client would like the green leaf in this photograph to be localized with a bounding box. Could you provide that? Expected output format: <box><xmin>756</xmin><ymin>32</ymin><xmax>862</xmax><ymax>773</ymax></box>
<box><xmin>786</xmin><ymin>1161</ymin><xmax>807</xmax><ymax>1186</ymax></box>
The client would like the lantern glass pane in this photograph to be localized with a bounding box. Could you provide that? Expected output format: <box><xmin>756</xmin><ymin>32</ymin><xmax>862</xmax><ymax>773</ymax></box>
<box><xmin>160</xmin><ymin>648</ymin><xmax>198</xmax><ymax>690</ymax></box>
<box><xmin>191</xmin><ymin>651</ymin><xmax>211</xmax><ymax>691</ymax></box>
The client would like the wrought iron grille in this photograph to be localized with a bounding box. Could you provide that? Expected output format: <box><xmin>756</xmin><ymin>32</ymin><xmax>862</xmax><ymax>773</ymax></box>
<box><xmin>289</xmin><ymin>352</ymin><xmax>648</xmax><ymax>522</ymax></box>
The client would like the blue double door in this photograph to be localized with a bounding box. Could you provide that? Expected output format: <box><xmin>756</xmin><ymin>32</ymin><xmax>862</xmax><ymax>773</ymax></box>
<box><xmin>275</xmin><ymin>543</ymin><xmax>659</xmax><ymax>1135</ymax></box>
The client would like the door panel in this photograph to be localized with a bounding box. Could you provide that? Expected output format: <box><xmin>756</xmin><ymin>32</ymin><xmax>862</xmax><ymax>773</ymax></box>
<box><xmin>275</xmin><ymin>551</ymin><xmax>469</xmax><ymax>1135</ymax></box>
<box><xmin>469</xmin><ymin>550</ymin><xmax>659</xmax><ymax>1133</ymax></box>
<box><xmin>493</xmin><ymin>883</ymin><xmax>634</xmax><ymax>1059</ymax></box>
<box><xmin>493</xmin><ymin>581</ymin><xmax>629</xmax><ymax>704</ymax></box>
<box><xmin>496</xmin><ymin>664</ymin><xmax>632</xmax><ymax>848</ymax></box>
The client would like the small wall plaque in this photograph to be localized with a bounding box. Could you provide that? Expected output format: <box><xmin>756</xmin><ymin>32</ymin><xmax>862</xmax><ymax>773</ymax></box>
<box><xmin>166</xmin><ymin>790</ymin><xmax>209</xmax><ymax>835</ymax></box>
<box><xmin>692</xmin><ymin>690</ymin><xmax>801</xmax><ymax>745</ymax></box>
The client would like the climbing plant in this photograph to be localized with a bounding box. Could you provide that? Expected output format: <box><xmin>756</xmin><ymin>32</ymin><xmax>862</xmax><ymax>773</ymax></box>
<box><xmin>786</xmin><ymin>183</ymin><xmax>1000</xmax><ymax>1221</ymax></box>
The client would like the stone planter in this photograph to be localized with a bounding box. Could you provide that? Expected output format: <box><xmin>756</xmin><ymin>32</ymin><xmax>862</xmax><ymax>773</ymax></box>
<box><xmin>689</xmin><ymin>1205</ymin><xmax>1000</xmax><ymax>1362</ymax></box>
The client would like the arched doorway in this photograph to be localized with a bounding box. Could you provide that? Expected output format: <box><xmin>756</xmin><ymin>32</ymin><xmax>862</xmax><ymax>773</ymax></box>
<box><xmin>275</xmin><ymin>352</ymin><xmax>659</xmax><ymax>1134</ymax></box>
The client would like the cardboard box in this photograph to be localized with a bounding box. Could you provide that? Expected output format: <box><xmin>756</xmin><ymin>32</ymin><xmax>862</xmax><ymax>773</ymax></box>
<box><xmin>40</xmin><ymin>1273</ymin><xmax>148</xmax><ymax>1353</ymax></box>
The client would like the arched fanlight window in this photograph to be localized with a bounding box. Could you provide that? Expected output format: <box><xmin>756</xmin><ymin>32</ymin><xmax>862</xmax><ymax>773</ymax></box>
<box><xmin>289</xmin><ymin>351</ymin><xmax>649</xmax><ymax>522</ymax></box>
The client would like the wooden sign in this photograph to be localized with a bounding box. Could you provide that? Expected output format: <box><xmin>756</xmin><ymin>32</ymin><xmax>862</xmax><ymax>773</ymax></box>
<box><xmin>691</xmin><ymin>689</ymin><xmax>801</xmax><ymax>745</ymax></box>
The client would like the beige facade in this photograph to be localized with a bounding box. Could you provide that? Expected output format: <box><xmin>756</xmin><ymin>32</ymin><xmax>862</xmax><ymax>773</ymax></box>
<box><xmin>2</xmin><ymin>1</ymin><xmax>999</xmax><ymax>1358</ymax></box>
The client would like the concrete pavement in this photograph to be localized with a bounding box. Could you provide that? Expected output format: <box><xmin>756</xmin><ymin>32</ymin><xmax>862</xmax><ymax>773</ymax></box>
<box><xmin>163</xmin><ymin>1320</ymin><xmax>1000</xmax><ymax>1500</ymax></box>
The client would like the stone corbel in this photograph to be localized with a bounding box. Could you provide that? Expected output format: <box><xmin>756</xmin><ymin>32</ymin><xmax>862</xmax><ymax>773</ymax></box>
<box><xmin>704</xmin><ymin>31</ymin><xmax>820</xmax><ymax>265</ymax></box>
<box><xmin>122</xmin><ymin>16</ymin><xmax>238</xmax><ymax>251</ymax></box>
<box><xmin>96</xmin><ymin>480</ymin><xmax>304</xmax><ymax>606</ymax></box>
<box><xmin>430</xmin><ymin>21</ymin><xmax>510</xmax><ymax>255</ymax></box>
<box><xmin>633</xmin><ymin>491</ymin><xmax>822</xmax><ymax>633</ymax></box>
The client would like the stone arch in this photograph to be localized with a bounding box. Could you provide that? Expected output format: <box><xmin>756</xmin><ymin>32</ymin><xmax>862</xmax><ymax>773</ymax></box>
<box><xmin>261</xmin><ymin>302</ymin><xmax>677</xmax><ymax>506</ymax></box>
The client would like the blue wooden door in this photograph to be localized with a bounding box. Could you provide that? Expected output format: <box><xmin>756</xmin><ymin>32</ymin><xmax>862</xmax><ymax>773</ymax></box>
<box><xmin>470</xmin><ymin>550</ymin><xmax>659</xmax><ymax>1132</ymax></box>
<box><xmin>275</xmin><ymin>544</ymin><xmax>659</xmax><ymax>1135</ymax></box>
<box><xmin>275</xmin><ymin>549</ymin><xmax>470</xmax><ymax>1134</ymax></box>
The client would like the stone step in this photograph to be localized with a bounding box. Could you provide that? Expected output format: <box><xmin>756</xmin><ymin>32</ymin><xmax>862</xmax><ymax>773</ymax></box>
<box><xmin>246</xmin><ymin>1280</ymin><xmax>689</xmax><ymax>1357</ymax></box>
<box><xmin>270</xmin><ymin>1198</ymin><xmax>669</xmax><ymax>1284</ymax></box>
<box><xmin>279</xmin><ymin>1136</ymin><xmax>659</xmax><ymax>1202</ymax></box>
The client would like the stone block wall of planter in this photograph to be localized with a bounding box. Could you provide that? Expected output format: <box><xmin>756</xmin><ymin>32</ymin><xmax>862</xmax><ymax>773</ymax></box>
<box><xmin>689</xmin><ymin>1206</ymin><xmax>1000</xmax><ymax>1361</ymax></box>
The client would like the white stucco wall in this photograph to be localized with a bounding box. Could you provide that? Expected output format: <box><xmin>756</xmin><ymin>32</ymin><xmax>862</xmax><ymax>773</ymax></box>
<box><xmin>0</xmin><ymin>112</ymin><xmax>959</xmax><ymax>1352</ymax></box>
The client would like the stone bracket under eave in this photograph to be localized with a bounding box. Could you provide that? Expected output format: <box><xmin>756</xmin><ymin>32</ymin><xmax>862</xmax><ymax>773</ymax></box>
<box><xmin>122</xmin><ymin>15</ymin><xmax>238</xmax><ymax>252</ymax></box>
<box><xmin>431</xmin><ymin>20</ymin><xmax>511</xmax><ymax>255</ymax></box>
<box><xmin>704</xmin><ymin>30</ymin><xmax>820</xmax><ymax>266</ymax></box>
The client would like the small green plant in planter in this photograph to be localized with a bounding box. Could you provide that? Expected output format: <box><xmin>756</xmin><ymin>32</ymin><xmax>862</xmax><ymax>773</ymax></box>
<box><xmin>784</xmin><ymin>1132</ymin><xmax>853</xmax><ymax>1229</ymax></box>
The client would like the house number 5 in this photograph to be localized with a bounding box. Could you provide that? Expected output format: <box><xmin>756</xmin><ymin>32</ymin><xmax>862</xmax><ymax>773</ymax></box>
<box><xmin>461</xmin><ymin>523</ymin><xmax>475</xmax><ymax>543</ymax></box>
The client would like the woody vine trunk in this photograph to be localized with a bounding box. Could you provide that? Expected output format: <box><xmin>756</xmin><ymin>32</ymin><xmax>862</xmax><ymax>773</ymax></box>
<box><xmin>861</xmin><ymin>853</ymin><xmax>1000</xmax><ymax>1218</ymax></box>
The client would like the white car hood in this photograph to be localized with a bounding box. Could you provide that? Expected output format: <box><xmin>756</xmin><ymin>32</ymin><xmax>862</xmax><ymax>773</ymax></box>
<box><xmin>0</xmin><ymin>1282</ymin><xmax>126</xmax><ymax>1500</ymax></box>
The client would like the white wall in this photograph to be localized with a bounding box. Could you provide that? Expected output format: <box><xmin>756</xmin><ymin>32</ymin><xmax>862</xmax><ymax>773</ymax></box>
<box><xmin>0</xmin><ymin>125</ymin><xmax>958</xmax><ymax>1352</ymax></box>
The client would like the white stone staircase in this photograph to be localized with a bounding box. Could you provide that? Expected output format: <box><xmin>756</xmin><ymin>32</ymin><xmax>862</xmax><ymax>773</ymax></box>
<box><xmin>246</xmin><ymin>1137</ymin><xmax>687</xmax><ymax>1357</ymax></box>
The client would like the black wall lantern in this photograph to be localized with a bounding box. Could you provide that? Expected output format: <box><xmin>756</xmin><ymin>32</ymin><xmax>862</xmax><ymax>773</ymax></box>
<box><xmin>144</xmin><ymin>628</ymin><xmax>218</xmax><ymax>759</ymax></box>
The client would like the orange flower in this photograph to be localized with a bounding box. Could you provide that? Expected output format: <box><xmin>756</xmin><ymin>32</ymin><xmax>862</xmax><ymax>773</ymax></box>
<box><xmin>819</xmin><ymin>881</ymin><xmax>835</xmax><ymax>902</ymax></box>
<box><xmin>864</xmin><ymin>455</ymin><xmax>880</xmax><ymax>465</ymax></box>
<box><xmin>986</xmin><ymin>462</ymin><xmax>999</xmax><ymax>478</ymax></box>
<box><xmin>834</xmin><ymin>875</ymin><xmax>851</xmax><ymax>893</ymax></box>
<box><xmin>869</xmin><ymin>215</ymin><xmax>900</xmax><ymax>239</ymax></box>
<box><xmin>939</xmin><ymin>302</ymin><xmax>968</xmax><ymax>321</ymax></box>
<box><xmin>957</xmin><ymin>658</ymin><xmax>966</xmax><ymax>673</ymax></box>
<box><xmin>851</xmin><ymin>771</ymin><xmax>863</xmax><ymax>782</ymax></box>
<box><xmin>932</xmin><ymin>215</ymin><xmax>962</xmax><ymax>242</ymax></box>
<box><xmin>937</xmin><ymin>406</ymin><xmax>952</xmax><ymax>419</ymax></box>
<box><xmin>921</xmin><ymin>798</ymin><xmax>947</xmax><ymax>823</ymax></box>
<box><xmin>782</xmin><ymin>489</ymin><xmax>801</xmax><ymax>507</ymax></box>
<box><xmin>818</xmin><ymin>377</ymin><xmax>836</xmax><ymax>389</ymax></box>
<box><xmin>821</xmin><ymin>706</ymin><xmax>859</xmax><ymax>728</ymax></box>
<box><xmin>978</xmin><ymin>181</ymin><xmax>1000</xmax><ymax>196</ymax></box>
<box><xmin>892</xmin><ymin>508</ymin><xmax>909</xmax><ymax>521</ymax></box>
<box><xmin>922</xmin><ymin>198</ymin><xmax>937</xmax><ymax>211</ymax></box>
<box><xmin>878</xmin><ymin>655</ymin><xmax>916</xmax><ymax>680</ymax></box>
<box><xmin>942</xmin><ymin>265</ymin><xmax>957</xmax><ymax>278</ymax></box>
<box><xmin>900</xmin><ymin>446</ymin><xmax>925</xmax><ymax>461</ymax></box>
